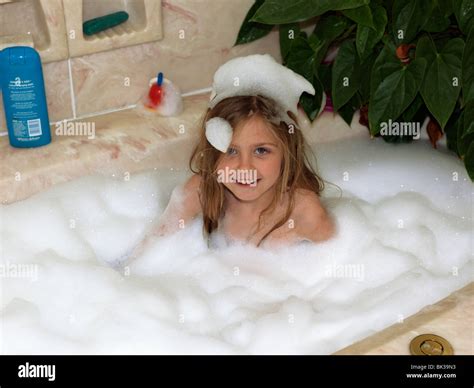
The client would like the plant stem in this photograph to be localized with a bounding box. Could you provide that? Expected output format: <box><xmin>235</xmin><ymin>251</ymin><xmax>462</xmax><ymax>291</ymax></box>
<box><xmin>334</xmin><ymin>24</ymin><xmax>356</xmax><ymax>45</ymax></box>
<box><xmin>431</xmin><ymin>26</ymin><xmax>463</xmax><ymax>40</ymax></box>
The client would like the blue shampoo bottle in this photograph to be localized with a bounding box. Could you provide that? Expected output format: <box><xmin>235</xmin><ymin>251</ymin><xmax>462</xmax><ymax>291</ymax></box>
<box><xmin>0</xmin><ymin>46</ymin><xmax>51</xmax><ymax>148</ymax></box>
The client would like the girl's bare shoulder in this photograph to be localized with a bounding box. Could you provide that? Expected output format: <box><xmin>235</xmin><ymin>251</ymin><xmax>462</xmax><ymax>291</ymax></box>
<box><xmin>184</xmin><ymin>174</ymin><xmax>202</xmax><ymax>191</ymax></box>
<box><xmin>292</xmin><ymin>188</ymin><xmax>336</xmax><ymax>242</ymax></box>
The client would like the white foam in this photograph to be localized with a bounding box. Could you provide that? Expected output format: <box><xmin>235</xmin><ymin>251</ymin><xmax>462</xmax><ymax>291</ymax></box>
<box><xmin>209</xmin><ymin>54</ymin><xmax>315</xmax><ymax>126</ymax></box>
<box><xmin>155</xmin><ymin>78</ymin><xmax>183</xmax><ymax>117</ymax></box>
<box><xmin>205</xmin><ymin>117</ymin><xmax>233</xmax><ymax>153</ymax></box>
<box><xmin>0</xmin><ymin>137</ymin><xmax>472</xmax><ymax>354</ymax></box>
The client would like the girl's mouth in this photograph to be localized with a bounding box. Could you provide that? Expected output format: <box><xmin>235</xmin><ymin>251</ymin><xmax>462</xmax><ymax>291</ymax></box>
<box><xmin>236</xmin><ymin>178</ymin><xmax>261</xmax><ymax>187</ymax></box>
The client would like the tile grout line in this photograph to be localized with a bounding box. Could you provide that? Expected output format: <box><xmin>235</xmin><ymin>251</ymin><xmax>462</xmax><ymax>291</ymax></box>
<box><xmin>67</xmin><ymin>58</ymin><xmax>77</xmax><ymax>120</ymax></box>
<box><xmin>65</xmin><ymin>104</ymin><xmax>138</xmax><ymax>122</ymax></box>
<box><xmin>0</xmin><ymin>85</ymin><xmax>213</xmax><ymax>136</ymax></box>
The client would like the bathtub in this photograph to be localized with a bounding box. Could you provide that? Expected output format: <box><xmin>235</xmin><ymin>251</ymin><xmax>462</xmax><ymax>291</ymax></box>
<box><xmin>0</xmin><ymin>93</ymin><xmax>472</xmax><ymax>355</ymax></box>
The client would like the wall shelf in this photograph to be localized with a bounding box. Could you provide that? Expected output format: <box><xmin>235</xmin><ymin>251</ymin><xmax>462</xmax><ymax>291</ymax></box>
<box><xmin>64</xmin><ymin>0</ymin><xmax>163</xmax><ymax>57</ymax></box>
<box><xmin>0</xmin><ymin>0</ymin><xmax>68</xmax><ymax>63</ymax></box>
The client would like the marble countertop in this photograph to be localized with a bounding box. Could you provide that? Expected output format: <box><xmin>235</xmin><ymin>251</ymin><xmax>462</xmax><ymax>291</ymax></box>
<box><xmin>0</xmin><ymin>94</ymin><xmax>207</xmax><ymax>204</ymax></box>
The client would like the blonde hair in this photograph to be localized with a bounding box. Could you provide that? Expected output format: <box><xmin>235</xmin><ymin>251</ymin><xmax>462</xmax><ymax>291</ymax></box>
<box><xmin>189</xmin><ymin>95</ymin><xmax>325</xmax><ymax>246</ymax></box>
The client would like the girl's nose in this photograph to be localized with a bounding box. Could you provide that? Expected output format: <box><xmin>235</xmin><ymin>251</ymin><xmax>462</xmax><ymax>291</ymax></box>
<box><xmin>237</xmin><ymin>152</ymin><xmax>253</xmax><ymax>170</ymax></box>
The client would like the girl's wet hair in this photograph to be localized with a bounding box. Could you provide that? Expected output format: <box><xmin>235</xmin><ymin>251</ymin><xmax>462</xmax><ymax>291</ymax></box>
<box><xmin>189</xmin><ymin>95</ymin><xmax>325</xmax><ymax>246</ymax></box>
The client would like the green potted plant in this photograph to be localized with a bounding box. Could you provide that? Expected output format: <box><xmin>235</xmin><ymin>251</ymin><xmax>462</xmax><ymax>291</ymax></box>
<box><xmin>235</xmin><ymin>0</ymin><xmax>474</xmax><ymax>180</ymax></box>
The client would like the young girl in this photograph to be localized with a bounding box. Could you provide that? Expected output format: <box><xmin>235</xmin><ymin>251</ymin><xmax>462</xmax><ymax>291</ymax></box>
<box><xmin>143</xmin><ymin>93</ymin><xmax>335</xmax><ymax>250</ymax></box>
<box><xmin>133</xmin><ymin>55</ymin><xmax>335</xmax><ymax>254</ymax></box>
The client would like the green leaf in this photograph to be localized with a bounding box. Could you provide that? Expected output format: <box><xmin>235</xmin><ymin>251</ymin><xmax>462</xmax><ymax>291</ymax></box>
<box><xmin>423</xmin><ymin>0</ymin><xmax>452</xmax><ymax>33</ymax></box>
<box><xmin>464</xmin><ymin>142</ymin><xmax>474</xmax><ymax>181</ymax></box>
<box><xmin>457</xmin><ymin>110</ymin><xmax>473</xmax><ymax>157</ymax></box>
<box><xmin>416</xmin><ymin>35</ymin><xmax>436</xmax><ymax>62</ymax></box>
<box><xmin>452</xmin><ymin>0</ymin><xmax>474</xmax><ymax>34</ymax></box>
<box><xmin>378</xmin><ymin>91</ymin><xmax>426</xmax><ymax>144</ymax></box>
<box><xmin>358</xmin><ymin>51</ymin><xmax>377</xmax><ymax>103</ymax></box>
<box><xmin>368</xmin><ymin>57</ymin><xmax>427</xmax><ymax>135</ymax></box>
<box><xmin>235</xmin><ymin>0</ymin><xmax>274</xmax><ymax>45</ymax></box>
<box><xmin>300</xmin><ymin>77</ymin><xmax>324</xmax><ymax>121</ymax></box>
<box><xmin>452</xmin><ymin>103</ymin><xmax>474</xmax><ymax>159</ymax></box>
<box><xmin>331</xmin><ymin>40</ymin><xmax>361</xmax><ymax>111</ymax></box>
<box><xmin>285</xmin><ymin>33</ymin><xmax>319</xmax><ymax>81</ymax></box>
<box><xmin>444</xmin><ymin>107</ymin><xmax>462</xmax><ymax>155</ymax></box>
<box><xmin>397</xmin><ymin>93</ymin><xmax>426</xmax><ymax>122</ymax></box>
<box><xmin>380</xmin><ymin>132</ymin><xmax>416</xmax><ymax>143</ymax></box>
<box><xmin>250</xmin><ymin>0</ymin><xmax>369</xmax><ymax>25</ymax></box>
<box><xmin>307</xmin><ymin>33</ymin><xmax>326</xmax><ymax>56</ymax></box>
<box><xmin>338</xmin><ymin>105</ymin><xmax>355</xmax><ymax>126</ymax></box>
<box><xmin>300</xmin><ymin>15</ymin><xmax>351</xmax><ymax>77</ymax></box>
<box><xmin>308</xmin><ymin>34</ymin><xmax>329</xmax><ymax>67</ymax></box>
<box><xmin>318</xmin><ymin>63</ymin><xmax>332</xmax><ymax>92</ymax></box>
<box><xmin>280</xmin><ymin>23</ymin><xmax>301</xmax><ymax>62</ymax></box>
<box><xmin>313</xmin><ymin>14</ymin><xmax>350</xmax><ymax>42</ymax></box>
<box><xmin>342</xmin><ymin>5</ymin><xmax>374</xmax><ymax>28</ymax></box>
<box><xmin>338</xmin><ymin>93</ymin><xmax>362</xmax><ymax>125</ymax></box>
<box><xmin>286</xmin><ymin>26</ymin><xmax>333</xmax><ymax>82</ymax></box>
<box><xmin>392</xmin><ymin>0</ymin><xmax>433</xmax><ymax>43</ymax></box>
<box><xmin>370</xmin><ymin>40</ymin><xmax>400</xmax><ymax>97</ymax></box>
<box><xmin>462</xmin><ymin>101</ymin><xmax>474</xmax><ymax>139</ymax></box>
<box><xmin>356</xmin><ymin>4</ymin><xmax>387</xmax><ymax>59</ymax></box>
<box><xmin>463</xmin><ymin>26</ymin><xmax>474</xmax><ymax>102</ymax></box>
<box><xmin>417</xmin><ymin>36</ymin><xmax>464</xmax><ymax>129</ymax></box>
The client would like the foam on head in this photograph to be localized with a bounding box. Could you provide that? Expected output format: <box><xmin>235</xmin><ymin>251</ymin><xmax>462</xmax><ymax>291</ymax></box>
<box><xmin>209</xmin><ymin>54</ymin><xmax>315</xmax><ymax>126</ymax></box>
<box><xmin>205</xmin><ymin>117</ymin><xmax>233</xmax><ymax>153</ymax></box>
<box><xmin>205</xmin><ymin>54</ymin><xmax>316</xmax><ymax>153</ymax></box>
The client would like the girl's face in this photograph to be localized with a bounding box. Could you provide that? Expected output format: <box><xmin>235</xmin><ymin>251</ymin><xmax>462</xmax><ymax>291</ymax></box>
<box><xmin>215</xmin><ymin>115</ymin><xmax>283</xmax><ymax>202</ymax></box>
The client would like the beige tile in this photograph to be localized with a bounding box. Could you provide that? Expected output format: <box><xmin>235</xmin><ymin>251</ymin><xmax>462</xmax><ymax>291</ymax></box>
<box><xmin>0</xmin><ymin>0</ymin><xmax>68</xmax><ymax>63</ymax></box>
<box><xmin>43</xmin><ymin>59</ymin><xmax>73</xmax><ymax>122</ymax></box>
<box><xmin>71</xmin><ymin>0</ymin><xmax>282</xmax><ymax>117</ymax></box>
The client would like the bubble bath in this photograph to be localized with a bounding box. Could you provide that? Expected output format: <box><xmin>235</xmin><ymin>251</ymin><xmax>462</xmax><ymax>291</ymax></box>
<box><xmin>0</xmin><ymin>136</ymin><xmax>472</xmax><ymax>354</ymax></box>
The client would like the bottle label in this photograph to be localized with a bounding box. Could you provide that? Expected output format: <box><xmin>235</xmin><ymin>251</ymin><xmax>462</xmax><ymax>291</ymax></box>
<box><xmin>7</xmin><ymin>77</ymin><xmax>42</xmax><ymax>140</ymax></box>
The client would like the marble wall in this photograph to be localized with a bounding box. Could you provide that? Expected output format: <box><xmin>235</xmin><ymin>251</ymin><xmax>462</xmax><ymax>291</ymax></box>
<box><xmin>0</xmin><ymin>0</ymin><xmax>282</xmax><ymax>130</ymax></box>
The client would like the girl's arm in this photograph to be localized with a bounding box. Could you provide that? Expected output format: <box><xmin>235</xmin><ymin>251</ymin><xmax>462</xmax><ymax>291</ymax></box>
<box><xmin>152</xmin><ymin>174</ymin><xmax>202</xmax><ymax>236</ymax></box>
<box><xmin>129</xmin><ymin>174</ymin><xmax>202</xmax><ymax>258</ymax></box>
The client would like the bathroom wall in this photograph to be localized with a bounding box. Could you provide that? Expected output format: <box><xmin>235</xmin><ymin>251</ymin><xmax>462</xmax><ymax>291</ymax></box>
<box><xmin>0</xmin><ymin>0</ymin><xmax>281</xmax><ymax>130</ymax></box>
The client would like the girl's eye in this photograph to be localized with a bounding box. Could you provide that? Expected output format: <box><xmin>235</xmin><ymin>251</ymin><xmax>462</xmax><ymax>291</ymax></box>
<box><xmin>255</xmin><ymin>147</ymin><xmax>269</xmax><ymax>155</ymax></box>
<box><xmin>227</xmin><ymin>147</ymin><xmax>237</xmax><ymax>155</ymax></box>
